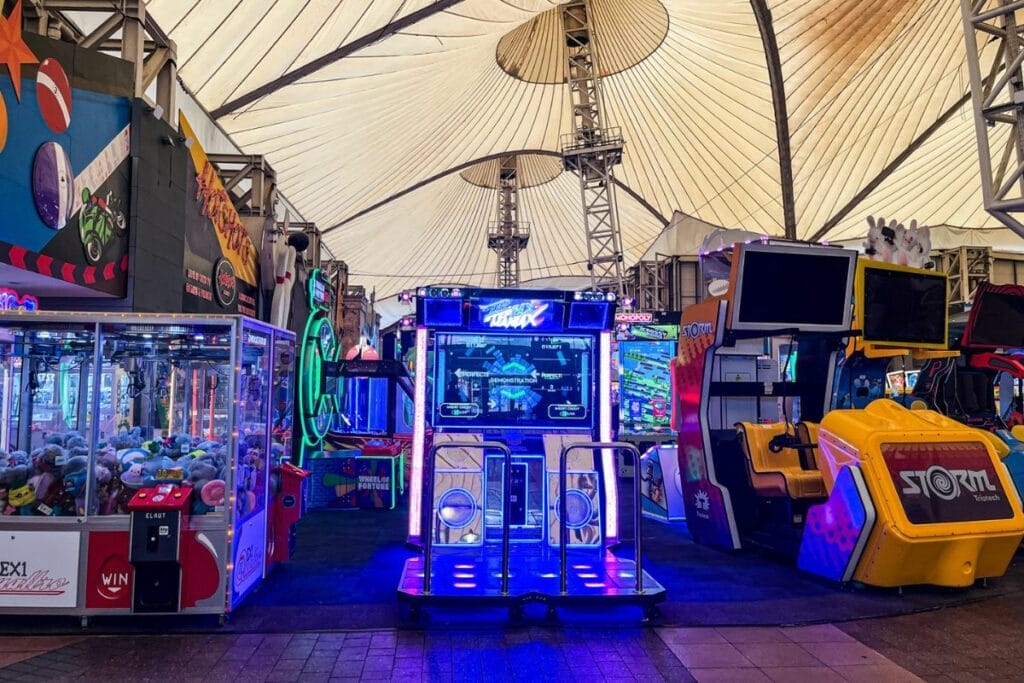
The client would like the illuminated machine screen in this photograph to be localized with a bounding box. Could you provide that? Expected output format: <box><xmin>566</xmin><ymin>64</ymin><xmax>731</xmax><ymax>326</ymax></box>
<box><xmin>433</xmin><ymin>333</ymin><xmax>593</xmax><ymax>429</ymax></box>
<box><xmin>862</xmin><ymin>266</ymin><xmax>947</xmax><ymax>348</ymax></box>
<box><xmin>968</xmin><ymin>291</ymin><xmax>1024</xmax><ymax>348</ymax></box>
<box><xmin>618</xmin><ymin>340</ymin><xmax>675</xmax><ymax>436</ymax></box>
<box><xmin>732</xmin><ymin>245</ymin><xmax>855</xmax><ymax>332</ymax></box>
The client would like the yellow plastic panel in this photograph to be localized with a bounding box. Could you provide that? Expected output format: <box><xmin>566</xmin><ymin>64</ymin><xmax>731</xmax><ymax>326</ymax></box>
<box><xmin>736</xmin><ymin>422</ymin><xmax>825</xmax><ymax>499</ymax></box>
<box><xmin>819</xmin><ymin>399</ymin><xmax>1024</xmax><ymax>587</ymax></box>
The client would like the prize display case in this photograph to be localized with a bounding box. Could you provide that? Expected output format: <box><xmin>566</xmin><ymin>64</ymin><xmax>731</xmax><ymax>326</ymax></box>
<box><xmin>0</xmin><ymin>312</ymin><xmax>295</xmax><ymax>620</ymax></box>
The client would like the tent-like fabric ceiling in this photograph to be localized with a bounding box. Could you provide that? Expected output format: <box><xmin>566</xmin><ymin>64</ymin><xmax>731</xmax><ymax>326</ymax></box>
<box><xmin>146</xmin><ymin>0</ymin><xmax>1024</xmax><ymax>296</ymax></box>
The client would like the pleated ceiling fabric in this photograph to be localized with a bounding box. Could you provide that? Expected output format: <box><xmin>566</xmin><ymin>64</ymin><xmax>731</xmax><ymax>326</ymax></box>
<box><xmin>144</xmin><ymin>0</ymin><xmax>1021</xmax><ymax>296</ymax></box>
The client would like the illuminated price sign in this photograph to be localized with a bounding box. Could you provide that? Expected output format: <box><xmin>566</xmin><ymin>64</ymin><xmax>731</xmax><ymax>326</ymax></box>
<box><xmin>438</xmin><ymin>403</ymin><xmax>480</xmax><ymax>419</ymax></box>
<box><xmin>548</xmin><ymin>404</ymin><xmax>587</xmax><ymax>420</ymax></box>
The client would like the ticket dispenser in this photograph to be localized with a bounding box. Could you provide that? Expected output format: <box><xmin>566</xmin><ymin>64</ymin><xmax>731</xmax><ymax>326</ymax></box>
<box><xmin>271</xmin><ymin>462</ymin><xmax>310</xmax><ymax>565</ymax></box>
<box><xmin>128</xmin><ymin>485</ymin><xmax>192</xmax><ymax>613</ymax></box>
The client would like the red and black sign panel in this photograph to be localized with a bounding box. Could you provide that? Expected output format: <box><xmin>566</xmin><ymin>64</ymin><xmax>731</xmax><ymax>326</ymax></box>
<box><xmin>882</xmin><ymin>442</ymin><xmax>1014</xmax><ymax>524</ymax></box>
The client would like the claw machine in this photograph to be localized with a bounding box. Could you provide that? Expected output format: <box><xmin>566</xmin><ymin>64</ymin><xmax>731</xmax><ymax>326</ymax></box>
<box><xmin>0</xmin><ymin>312</ymin><xmax>295</xmax><ymax>621</ymax></box>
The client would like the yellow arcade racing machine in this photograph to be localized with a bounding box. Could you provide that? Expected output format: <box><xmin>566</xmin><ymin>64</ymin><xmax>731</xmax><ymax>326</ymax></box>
<box><xmin>798</xmin><ymin>260</ymin><xmax>1024</xmax><ymax>587</ymax></box>
<box><xmin>675</xmin><ymin>241</ymin><xmax>1024</xmax><ymax>587</ymax></box>
<box><xmin>804</xmin><ymin>400</ymin><xmax>1024</xmax><ymax>587</ymax></box>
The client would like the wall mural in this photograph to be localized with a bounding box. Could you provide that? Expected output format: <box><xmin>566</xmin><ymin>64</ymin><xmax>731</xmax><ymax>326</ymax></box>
<box><xmin>0</xmin><ymin>1</ymin><xmax>131</xmax><ymax>297</ymax></box>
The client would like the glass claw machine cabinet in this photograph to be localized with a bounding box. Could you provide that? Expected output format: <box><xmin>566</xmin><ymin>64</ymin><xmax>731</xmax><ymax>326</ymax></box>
<box><xmin>0</xmin><ymin>312</ymin><xmax>296</xmax><ymax>622</ymax></box>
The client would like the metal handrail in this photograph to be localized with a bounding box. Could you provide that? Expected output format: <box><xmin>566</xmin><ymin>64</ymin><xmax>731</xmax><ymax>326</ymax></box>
<box><xmin>422</xmin><ymin>440</ymin><xmax>513</xmax><ymax>596</ymax></box>
<box><xmin>559</xmin><ymin>442</ymin><xmax>644</xmax><ymax>595</ymax></box>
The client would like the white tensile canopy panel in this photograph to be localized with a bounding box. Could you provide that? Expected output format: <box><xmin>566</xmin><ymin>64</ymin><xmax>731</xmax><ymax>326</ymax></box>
<box><xmin>146</xmin><ymin>0</ymin><xmax>1024</xmax><ymax>296</ymax></box>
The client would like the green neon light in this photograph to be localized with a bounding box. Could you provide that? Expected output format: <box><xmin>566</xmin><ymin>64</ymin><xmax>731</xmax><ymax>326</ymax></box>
<box><xmin>298</xmin><ymin>268</ymin><xmax>339</xmax><ymax>466</ymax></box>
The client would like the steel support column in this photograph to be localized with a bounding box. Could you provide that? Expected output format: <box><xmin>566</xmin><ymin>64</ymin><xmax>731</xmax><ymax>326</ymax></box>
<box><xmin>486</xmin><ymin>154</ymin><xmax>530</xmax><ymax>288</ymax></box>
<box><xmin>961</xmin><ymin>0</ymin><xmax>1024</xmax><ymax>237</ymax></box>
<box><xmin>560</xmin><ymin>0</ymin><xmax>626</xmax><ymax>295</ymax></box>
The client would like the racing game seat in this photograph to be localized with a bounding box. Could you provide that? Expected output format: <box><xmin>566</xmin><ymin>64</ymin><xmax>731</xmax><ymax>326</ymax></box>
<box><xmin>736</xmin><ymin>421</ymin><xmax>826</xmax><ymax>500</ymax></box>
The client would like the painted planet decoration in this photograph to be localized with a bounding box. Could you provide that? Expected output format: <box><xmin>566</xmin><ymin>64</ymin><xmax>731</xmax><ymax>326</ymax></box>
<box><xmin>0</xmin><ymin>93</ymin><xmax>7</xmax><ymax>154</ymax></box>
<box><xmin>36</xmin><ymin>58</ymin><xmax>72</xmax><ymax>133</ymax></box>
<box><xmin>32</xmin><ymin>141</ymin><xmax>75</xmax><ymax>230</ymax></box>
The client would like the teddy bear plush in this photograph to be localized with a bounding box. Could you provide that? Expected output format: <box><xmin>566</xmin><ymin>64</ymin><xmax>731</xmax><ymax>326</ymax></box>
<box><xmin>108</xmin><ymin>427</ymin><xmax>143</xmax><ymax>451</ymax></box>
<box><xmin>57</xmin><ymin>456</ymin><xmax>89</xmax><ymax>516</ymax></box>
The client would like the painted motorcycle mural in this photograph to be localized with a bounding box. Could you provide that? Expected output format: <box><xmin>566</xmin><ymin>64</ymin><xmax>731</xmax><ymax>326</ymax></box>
<box><xmin>78</xmin><ymin>188</ymin><xmax>126</xmax><ymax>264</ymax></box>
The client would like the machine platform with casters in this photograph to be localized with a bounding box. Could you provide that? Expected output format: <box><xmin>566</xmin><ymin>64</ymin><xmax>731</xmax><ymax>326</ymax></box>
<box><xmin>397</xmin><ymin>440</ymin><xmax>663</xmax><ymax>616</ymax></box>
<box><xmin>397</xmin><ymin>287</ymin><xmax>665</xmax><ymax>618</ymax></box>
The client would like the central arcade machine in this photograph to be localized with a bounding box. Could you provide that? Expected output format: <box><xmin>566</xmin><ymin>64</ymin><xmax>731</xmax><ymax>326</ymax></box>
<box><xmin>398</xmin><ymin>287</ymin><xmax>665</xmax><ymax>616</ymax></box>
<box><xmin>677</xmin><ymin>241</ymin><xmax>1024</xmax><ymax>587</ymax></box>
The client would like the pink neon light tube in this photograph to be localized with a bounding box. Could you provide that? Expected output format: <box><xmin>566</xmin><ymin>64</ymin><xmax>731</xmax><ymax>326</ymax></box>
<box><xmin>600</xmin><ymin>330</ymin><xmax>617</xmax><ymax>542</ymax></box>
<box><xmin>408</xmin><ymin>326</ymin><xmax>429</xmax><ymax>541</ymax></box>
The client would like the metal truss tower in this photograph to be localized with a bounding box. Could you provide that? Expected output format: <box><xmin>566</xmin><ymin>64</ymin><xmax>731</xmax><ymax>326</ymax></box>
<box><xmin>486</xmin><ymin>154</ymin><xmax>531</xmax><ymax>288</ymax></box>
<box><xmin>961</xmin><ymin>0</ymin><xmax>1024</xmax><ymax>239</ymax></box>
<box><xmin>560</xmin><ymin>0</ymin><xmax>626</xmax><ymax>295</ymax></box>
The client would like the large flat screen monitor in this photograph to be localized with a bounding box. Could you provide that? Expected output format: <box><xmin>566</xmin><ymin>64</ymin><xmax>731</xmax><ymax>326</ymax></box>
<box><xmin>618</xmin><ymin>340</ymin><xmax>675</xmax><ymax>436</ymax></box>
<box><xmin>730</xmin><ymin>244</ymin><xmax>856</xmax><ymax>333</ymax></box>
<box><xmin>967</xmin><ymin>289</ymin><xmax>1024</xmax><ymax>349</ymax></box>
<box><xmin>860</xmin><ymin>263</ymin><xmax>948</xmax><ymax>349</ymax></box>
<box><xmin>433</xmin><ymin>333</ymin><xmax>593</xmax><ymax>429</ymax></box>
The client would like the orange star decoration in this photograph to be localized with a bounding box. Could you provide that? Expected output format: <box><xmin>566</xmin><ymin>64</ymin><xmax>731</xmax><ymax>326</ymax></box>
<box><xmin>0</xmin><ymin>1</ymin><xmax>38</xmax><ymax>102</ymax></box>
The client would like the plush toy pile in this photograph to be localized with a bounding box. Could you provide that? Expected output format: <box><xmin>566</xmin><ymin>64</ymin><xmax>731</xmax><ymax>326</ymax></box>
<box><xmin>862</xmin><ymin>216</ymin><xmax>932</xmax><ymax>269</ymax></box>
<box><xmin>0</xmin><ymin>427</ymin><xmax>245</xmax><ymax>517</ymax></box>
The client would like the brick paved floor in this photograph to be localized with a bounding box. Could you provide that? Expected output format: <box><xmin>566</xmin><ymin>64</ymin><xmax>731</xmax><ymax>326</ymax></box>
<box><xmin>840</xmin><ymin>593</ymin><xmax>1024</xmax><ymax>682</ymax></box>
<box><xmin>0</xmin><ymin>625</ymin><xmax>929</xmax><ymax>682</ymax></box>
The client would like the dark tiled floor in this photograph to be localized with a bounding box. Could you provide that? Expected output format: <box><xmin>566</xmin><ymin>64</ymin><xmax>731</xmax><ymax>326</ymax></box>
<box><xmin>0</xmin><ymin>629</ymin><xmax>694</xmax><ymax>682</ymax></box>
<box><xmin>0</xmin><ymin>624</ymin><xmax>935</xmax><ymax>682</ymax></box>
<box><xmin>840</xmin><ymin>593</ymin><xmax>1024</xmax><ymax>682</ymax></box>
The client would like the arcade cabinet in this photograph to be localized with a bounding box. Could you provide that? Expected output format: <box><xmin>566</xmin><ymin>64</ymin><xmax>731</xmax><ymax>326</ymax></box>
<box><xmin>298</xmin><ymin>269</ymin><xmax>340</xmax><ymax>466</ymax></box>
<box><xmin>915</xmin><ymin>281</ymin><xmax>1024</xmax><ymax>503</ymax></box>
<box><xmin>614</xmin><ymin>311</ymin><xmax>684</xmax><ymax>523</ymax></box>
<box><xmin>398</xmin><ymin>288</ymin><xmax>665</xmax><ymax>616</ymax></box>
<box><xmin>676</xmin><ymin>241</ymin><xmax>858</xmax><ymax>554</ymax></box>
<box><xmin>0</xmin><ymin>312</ymin><xmax>297</xmax><ymax>621</ymax></box>
<box><xmin>676</xmin><ymin>242</ymin><xmax>1024</xmax><ymax>587</ymax></box>
<box><xmin>308</xmin><ymin>356</ymin><xmax>414</xmax><ymax>510</ymax></box>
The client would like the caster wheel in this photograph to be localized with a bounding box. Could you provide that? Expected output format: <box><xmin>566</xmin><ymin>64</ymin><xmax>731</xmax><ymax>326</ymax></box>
<box><xmin>642</xmin><ymin>606</ymin><xmax>660</xmax><ymax>623</ymax></box>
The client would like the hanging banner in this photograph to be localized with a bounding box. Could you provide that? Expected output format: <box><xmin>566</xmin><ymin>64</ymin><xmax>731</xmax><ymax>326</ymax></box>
<box><xmin>179</xmin><ymin>113</ymin><xmax>259</xmax><ymax>317</ymax></box>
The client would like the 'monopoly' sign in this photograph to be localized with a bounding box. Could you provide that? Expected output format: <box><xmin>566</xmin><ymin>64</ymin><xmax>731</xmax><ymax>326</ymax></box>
<box><xmin>0</xmin><ymin>531</ymin><xmax>80</xmax><ymax>607</ymax></box>
<box><xmin>883</xmin><ymin>442</ymin><xmax>1015</xmax><ymax>524</ymax></box>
